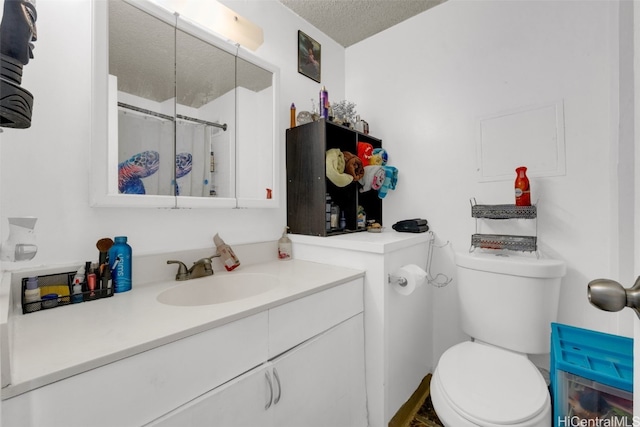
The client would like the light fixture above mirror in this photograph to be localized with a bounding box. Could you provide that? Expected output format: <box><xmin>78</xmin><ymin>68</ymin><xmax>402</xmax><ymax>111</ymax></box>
<box><xmin>152</xmin><ymin>0</ymin><xmax>264</xmax><ymax>51</ymax></box>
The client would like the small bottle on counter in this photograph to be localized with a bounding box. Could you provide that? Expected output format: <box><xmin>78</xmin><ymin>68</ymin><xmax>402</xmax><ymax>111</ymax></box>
<box><xmin>24</xmin><ymin>276</ymin><xmax>41</xmax><ymax>313</ymax></box>
<box><xmin>515</xmin><ymin>166</ymin><xmax>531</xmax><ymax>206</ymax></box>
<box><xmin>109</xmin><ymin>236</ymin><xmax>132</xmax><ymax>293</ymax></box>
<box><xmin>72</xmin><ymin>279</ymin><xmax>83</xmax><ymax>303</ymax></box>
<box><xmin>278</xmin><ymin>227</ymin><xmax>292</xmax><ymax>261</ymax></box>
<box><xmin>355</xmin><ymin>115</ymin><xmax>364</xmax><ymax>133</ymax></box>
<box><xmin>87</xmin><ymin>264</ymin><xmax>98</xmax><ymax>299</ymax></box>
<box><xmin>101</xmin><ymin>264</ymin><xmax>112</xmax><ymax>297</ymax></box>
<box><xmin>357</xmin><ymin>205</ymin><xmax>367</xmax><ymax>229</ymax></box>
<box><xmin>330</xmin><ymin>203</ymin><xmax>339</xmax><ymax>229</ymax></box>
<box><xmin>325</xmin><ymin>193</ymin><xmax>332</xmax><ymax>231</ymax></box>
<box><xmin>214</xmin><ymin>233</ymin><xmax>241</xmax><ymax>271</ymax></box>
<box><xmin>319</xmin><ymin>86</ymin><xmax>329</xmax><ymax>119</ymax></box>
<box><xmin>290</xmin><ymin>103</ymin><xmax>296</xmax><ymax>128</ymax></box>
<box><xmin>72</xmin><ymin>266</ymin><xmax>85</xmax><ymax>303</ymax></box>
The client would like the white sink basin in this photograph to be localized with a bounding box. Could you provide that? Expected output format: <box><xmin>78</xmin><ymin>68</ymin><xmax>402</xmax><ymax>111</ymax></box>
<box><xmin>157</xmin><ymin>273</ymin><xmax>281</xmax><ymax>306</ymax></box>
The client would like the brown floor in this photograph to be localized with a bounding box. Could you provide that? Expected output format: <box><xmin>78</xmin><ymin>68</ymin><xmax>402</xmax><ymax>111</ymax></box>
<box><xmin>408</xmin><ymin>395</ymin><xmax>444</xmax><ymax>427</ymax></box>
<box><xmin>388</xmin><ymin>374</ymin><xmax>444</xmax><ymax>427</ymax></box>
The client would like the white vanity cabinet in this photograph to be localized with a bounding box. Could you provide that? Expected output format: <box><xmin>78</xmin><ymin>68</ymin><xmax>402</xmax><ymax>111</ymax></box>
<box><xmin>148</xmin><ymin>279</ymin><xmax>366</xmax><ymax>427</ymax></box>
<box><xmin>149</xmin><ymin>314</ymin><xmax>366</xmax><ymax>427</ymax></box>
<box><xmin>2</xmin><ymin>278</ymin><xmax>365</xmax><ymax>427</ymax></box>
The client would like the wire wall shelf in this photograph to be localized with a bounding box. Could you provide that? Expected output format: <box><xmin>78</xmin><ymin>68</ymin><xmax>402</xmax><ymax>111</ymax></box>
<box><xmin>469</xmin><ymin>198</ymin><xmax>539</xmax><ymax>255</ymax></box>
<box><xmin>471</xmin><ymin>234</ymin><xmax>537</xmax><ymax>253</ymax></box>
<box><xmin>471</xmin><ymin>203</ymin><xmax>537</xmax><ymax>220</ymax></box>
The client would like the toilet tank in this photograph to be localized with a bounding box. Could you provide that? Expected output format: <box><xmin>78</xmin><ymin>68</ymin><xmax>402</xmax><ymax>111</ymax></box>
<box><xmin>455</xmin><ymin>251</ymin><xmax>566</xmax><ymax>354</ymax></box>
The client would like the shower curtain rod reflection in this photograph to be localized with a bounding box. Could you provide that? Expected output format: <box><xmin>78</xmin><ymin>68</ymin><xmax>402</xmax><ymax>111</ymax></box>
<box><xmin>117</xmin><ymin>102</ymin><xmax>228</xmax><ymax>131</ymax></box>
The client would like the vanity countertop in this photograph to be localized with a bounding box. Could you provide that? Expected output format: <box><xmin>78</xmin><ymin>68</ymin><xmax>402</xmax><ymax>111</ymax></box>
<box><xmin>2</xmin><ymin>259</ymin><xmax>364</xmax><ymax>399</ymax></box>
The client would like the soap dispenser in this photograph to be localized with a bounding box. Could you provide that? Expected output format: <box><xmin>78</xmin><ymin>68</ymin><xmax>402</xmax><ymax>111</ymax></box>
<box><xmin>278</xmin><ymin>227</ymin><xmax>292</xmax><ymax>261</ymax></box>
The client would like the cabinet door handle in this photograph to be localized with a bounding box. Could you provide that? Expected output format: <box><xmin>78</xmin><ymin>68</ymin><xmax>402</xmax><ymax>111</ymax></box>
<box><xmin>265</xmin><ymin>371</ymin><xmax>274</xmax><ymax>410</ymax></box>
<box><xmin>273</xmin><ymin>368</ymin><xmax>282</xmax><ymax>405</ymax></box>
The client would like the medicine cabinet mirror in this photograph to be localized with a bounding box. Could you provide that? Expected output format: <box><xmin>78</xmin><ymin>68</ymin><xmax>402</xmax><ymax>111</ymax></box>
<box><xmin>90</xmin><ymin>0</ymin><xmax>279</xmax><ymax>208</ymax></box>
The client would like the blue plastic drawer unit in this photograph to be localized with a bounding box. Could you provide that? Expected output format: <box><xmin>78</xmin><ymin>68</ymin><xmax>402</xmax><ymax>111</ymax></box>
<box><xmin>550</xmin><ymin>323</ymin><xmax>633</xmax><ymax>427</ymax></box>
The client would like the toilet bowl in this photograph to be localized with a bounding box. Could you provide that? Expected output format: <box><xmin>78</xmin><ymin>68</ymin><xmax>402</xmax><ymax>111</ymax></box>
<box><xmin>430</xmin><ymin>251</ymin><xmax>565</xmax><ymax>427</ymax></box>
<box><xmin>431</xmin><ymin>342</ymin><xmax>550</xmax><ymax>427</ymax></box>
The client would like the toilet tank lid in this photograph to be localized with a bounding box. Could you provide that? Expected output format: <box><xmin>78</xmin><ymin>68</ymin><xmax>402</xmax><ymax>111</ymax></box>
<box><xmin>455</xmin><ymin>251</ymin><xmax>566</xmax><ymax>278</ymax></box>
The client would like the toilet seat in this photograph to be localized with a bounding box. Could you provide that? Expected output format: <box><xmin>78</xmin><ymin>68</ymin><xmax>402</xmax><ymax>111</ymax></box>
<box><xmin>433</xmin><ymin>341</ymin><xmax>549</xmax><ymax>426</ymax></box>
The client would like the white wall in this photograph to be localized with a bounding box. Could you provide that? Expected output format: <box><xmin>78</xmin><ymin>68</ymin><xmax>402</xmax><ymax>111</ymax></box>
<box><xmin>346</xmin><ymin>0</ymin><xmax>633</xmax><ymax>362</ymax></box>
<box><xmin>0</xmin><ymin>0</ymin><xmax>345</xmax><ymax>268</ymax></box>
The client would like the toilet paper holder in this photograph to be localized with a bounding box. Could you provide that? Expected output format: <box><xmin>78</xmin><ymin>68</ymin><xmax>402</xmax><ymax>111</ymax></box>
<box><xmin>388</xmin><ymin>274</ymin><xmax>408</xmax><ymax>287</ymax></box>
<box><xmin>388</xmin><ymin>231</ymin><xmax>452</xmax><ymax>288</ymax></box>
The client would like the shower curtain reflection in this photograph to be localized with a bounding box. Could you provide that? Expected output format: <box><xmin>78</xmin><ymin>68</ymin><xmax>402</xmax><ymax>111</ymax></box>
<box><xmin>175</xmin><ymin>121</ymin><xmax>198</xmax><ymax>196</ymax></box>
<box><xmin>118</xmin><ymin>109</ymin><xmax>230</xmax><ymax>197</ymax></box>
<box><xmin>117</xmin><ymin>111</ymin><xmax>173</xmax><ymax>195</ymax></box>
<box><xmin>175</xmin><ymin>122</ymin><xmax>228</xmax><ymax>197</ymax></box>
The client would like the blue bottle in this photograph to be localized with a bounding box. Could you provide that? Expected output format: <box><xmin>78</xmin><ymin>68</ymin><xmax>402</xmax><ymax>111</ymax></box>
<box><xmin>109</xmin><ymin>236</ymin><xmax>132</xmax><ymax>293</ymax></box>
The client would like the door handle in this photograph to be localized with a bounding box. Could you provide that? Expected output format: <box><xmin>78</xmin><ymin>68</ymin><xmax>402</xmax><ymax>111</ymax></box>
<box><xmin>273</xmin><ymin>368</ymin><xmax>282</xmax><ymax>405</ymax></box>
<box><xmin>265</xmin><ymin>371</ymin><xmax>274</xmax><ymax>410</ymax></box>
<box><xmin>588</xmin><ymin>276</ymin><xmax>640</xmax><ymax>319</ymax></box>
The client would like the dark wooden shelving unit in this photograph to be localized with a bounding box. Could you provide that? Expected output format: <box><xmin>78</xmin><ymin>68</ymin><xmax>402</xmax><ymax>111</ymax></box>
<box><xmin>286</xmin><ymin>119</ymin><xmax>382</xmax><ymax>236</ymax></box>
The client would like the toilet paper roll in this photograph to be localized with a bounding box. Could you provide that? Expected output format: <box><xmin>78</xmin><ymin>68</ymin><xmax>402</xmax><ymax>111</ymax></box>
<box><xmin>392</xmin><ymin>264</ymin><xmax>427</xmax><ymax>296</ymax></box>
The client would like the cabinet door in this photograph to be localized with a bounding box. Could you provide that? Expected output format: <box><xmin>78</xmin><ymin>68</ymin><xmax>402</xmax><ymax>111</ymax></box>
<box><xmin>146</xmin><ymin>364</ymin><xmax>273</xmax><ymax>427</ymax></box>
<box><xmin>271</xmin><ymin>314</ymin><xmax>367</xmax><ymax>427</ymax></box>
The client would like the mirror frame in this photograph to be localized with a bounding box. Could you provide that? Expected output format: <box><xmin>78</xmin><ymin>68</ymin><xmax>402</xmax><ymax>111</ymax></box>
<box><xmin>234</xmin><ymin>48</ymin><xmax>280</xmax><ymax>209</ymax></box>
<box><xmin>90</xmin><ymin>0</ymin><xmax>279</xmax><ymax>209</ymax></box>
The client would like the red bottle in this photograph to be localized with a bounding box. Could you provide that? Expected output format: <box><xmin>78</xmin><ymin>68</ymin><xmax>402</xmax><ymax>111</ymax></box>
<box><xmin>515</xmin><ymin>166</ymin><xmax>531</xmax><ymax>206</ymax></box>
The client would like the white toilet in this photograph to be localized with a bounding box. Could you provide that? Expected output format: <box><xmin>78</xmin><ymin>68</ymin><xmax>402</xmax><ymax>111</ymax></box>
<box><xmin>430</xmin><ymin>251</ymin><xmax>566</xmax><ymax>427</ymax></box>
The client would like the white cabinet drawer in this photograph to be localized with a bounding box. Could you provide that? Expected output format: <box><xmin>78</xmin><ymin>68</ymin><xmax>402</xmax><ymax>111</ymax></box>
<box><xmin>3</xmin><ymin>311</ymin><xmax>269</xmax><ymax>427</ymax></box>
<box><xmin>268</xmin><ymin>278</ymin><xmax>363</xmax><ymax>358</ymax></box>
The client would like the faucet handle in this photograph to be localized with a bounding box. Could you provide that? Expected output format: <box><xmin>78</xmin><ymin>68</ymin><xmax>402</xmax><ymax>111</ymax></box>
<box><xmin>194</xmin><ymin>254</ymin><xmax>219</xmax><ymax>265</ymax></box>
<box><xmin>167</xmin><ymin>260</ymin><xmax>189</xmax><ymax>281</ymax></box>
<box><xmin>200</xmin><ymin>254</ymin><xmax>221</xmax><ymax>265</ymax></box>
<box><xmin>194</xmin><ymin>255</ymin><xmax>220</xmax><ymax>273</ymax></box>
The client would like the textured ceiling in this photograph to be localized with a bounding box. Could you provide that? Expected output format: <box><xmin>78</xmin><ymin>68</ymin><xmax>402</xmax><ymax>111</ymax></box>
<box><xmin>109</xmin><ymin>0</ymin><xmax>446</xmax><ymax>106</ymax></box>
<box><xmin>279</xmin><ymin>0</ymin><xmax>447</xmax><ymax>47</ymax></box>
<box><xmin>109</xmin><ymin>1</ymin><xmax>272</xmax><ymax>109</ymax></box>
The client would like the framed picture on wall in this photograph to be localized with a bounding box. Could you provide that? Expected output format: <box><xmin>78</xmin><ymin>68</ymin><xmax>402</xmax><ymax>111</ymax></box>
<box><xmin>298</xmin><ymin>30</ymin><xmax>321</xmax><ymax>83</ymax></box>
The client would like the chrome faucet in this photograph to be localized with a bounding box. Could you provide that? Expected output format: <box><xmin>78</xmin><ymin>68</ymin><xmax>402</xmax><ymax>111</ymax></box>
<box><xmin>167</xmin><ymin>254</ymin><xmax>221</xmax><ymax>281</ymax></box>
